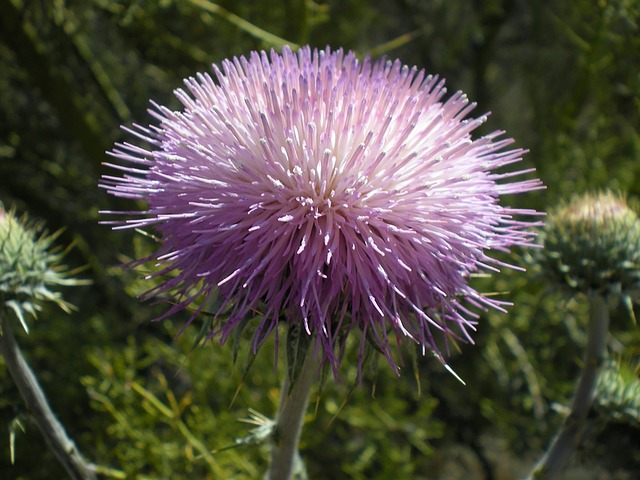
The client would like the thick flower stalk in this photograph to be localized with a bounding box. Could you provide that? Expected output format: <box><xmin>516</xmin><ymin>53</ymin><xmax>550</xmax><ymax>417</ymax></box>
<box><xmin>101</xmin><ymin>45</ymin><xmax>542</xmax><ymax>373</ymax></box>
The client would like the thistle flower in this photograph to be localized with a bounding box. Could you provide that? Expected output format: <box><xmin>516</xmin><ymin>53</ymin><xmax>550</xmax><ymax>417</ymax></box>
<box><xmin>101</xmin><ymin>46</ymin><xmax>542</xmax><ymax>373</ymax></box>
<box><xmin>0</xmin><ymin>207</ymin><xmax>81</xmax><ymax>332</ymax></box>
<box><xmin>538</xmin><ymin>191</ymin><xmax>640</xmax><ymax>302</ymax></box>
<box><xmin>595</xmin><ymin>359</ymin><xmax>640</xmax><ymax>425</ymax></box>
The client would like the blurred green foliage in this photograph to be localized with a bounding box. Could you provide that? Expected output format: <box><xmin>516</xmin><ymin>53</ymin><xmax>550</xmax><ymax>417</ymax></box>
<box><xmin>0</xmin><ymin>0</ymin><xmax>639</xmax><ymax>478</ymax></box>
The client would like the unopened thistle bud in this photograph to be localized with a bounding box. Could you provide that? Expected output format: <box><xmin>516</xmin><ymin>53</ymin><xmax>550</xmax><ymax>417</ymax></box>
<box><xmin>595</xmin><ymin>359</ymin><xmax>640</xmax><ymax>425</ymax></box>
<box><xmin>538</xmin><ymin>192</ymin><xmax>640</xmax><ymax>302</ymax></box>
<box><xmin>0</xmin><ymin>207</ymin><xmax>80</xmax><ymax>332</ymax></box>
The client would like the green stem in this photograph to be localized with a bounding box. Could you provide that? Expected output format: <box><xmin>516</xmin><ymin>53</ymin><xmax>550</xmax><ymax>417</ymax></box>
<box><xmin>187</xmin><ymin>0</ymin><xmax>297</xmax><ymax>48</ymax></box>
<box><xmin>0</xmin><ymin>310</ymin><xmax>96</xmax><ymax>480</ymax></box>
<box><xmin>529</xmin><ymin>293</ymin><xmax>610</xmax><ymax>479</ymax></box>
<box><xmin>267</xmin><ymin>346</ymin><xmax>319</xmax><ymax>480</ymax></box>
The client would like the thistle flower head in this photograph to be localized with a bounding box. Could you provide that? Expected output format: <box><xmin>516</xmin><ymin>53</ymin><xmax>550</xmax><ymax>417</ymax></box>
<box><xmin>0</xmin><ymin>207</ymin><xmax>81</xmax><ymax>332</ymax></box>
<box><xmin>538</xmin><ymin>191</ymin><xmax>640</xmax><ymax>301</ymax></box>
<box><xmin>101</xmin><ymin>46</ymin><xmax>542</xmax><ymax>373</ymax></box>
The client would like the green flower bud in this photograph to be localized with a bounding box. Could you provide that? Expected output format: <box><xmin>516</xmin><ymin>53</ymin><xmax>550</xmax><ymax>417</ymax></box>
<box><xmin>538</xmin><ymin>192</ymin><xmax>640</xmax><ymax>301</ymax></box>
<box><xmin>0</xmin><ymin>207</ymin><xmax>82</xmax><ymax>332</ymax></box>
<box><xmin>595</xmin><ymin>359</ymin><xmax>640</xmax><ymax>425</ymax></box>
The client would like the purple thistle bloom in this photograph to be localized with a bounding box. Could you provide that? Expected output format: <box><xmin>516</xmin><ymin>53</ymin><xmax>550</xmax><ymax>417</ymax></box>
<box><xmin>101</xmin><ymin>46</ymin><xmax>542</xmax><ymax>374</ymax></box>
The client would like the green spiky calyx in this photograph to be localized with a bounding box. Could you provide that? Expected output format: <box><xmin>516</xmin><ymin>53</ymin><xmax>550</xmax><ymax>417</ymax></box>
<box><xmin>538</xmin><ymin>192</ymin><xmax>640</xmax><ymax>300</ymax></box>
<box><xmin>595</xmin><ymin>360</ymin><xmax>640</xmax><ymax>425</ymax></box>
<box><xmin>0</xmin><ymin>207</ymin><xmax>79</xmax><ymax>332</ymax></box>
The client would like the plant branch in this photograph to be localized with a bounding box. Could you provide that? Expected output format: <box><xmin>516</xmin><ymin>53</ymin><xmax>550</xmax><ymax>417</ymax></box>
<box><xmin>528</xmin><ymin>293</ymin><xmax>610</xmax><ymax>479</ymax></box>
<box><xmin>0</xmin><ymin>309</ymin><xmax>97</xmax><ymax>480</ymax></box>
<box><xmin>267</xmin><ymin>345</ymin><xmax>319</xmax><ymax>480</ymax></box>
